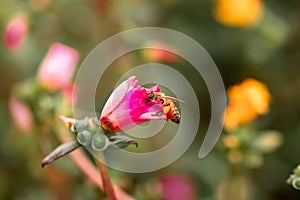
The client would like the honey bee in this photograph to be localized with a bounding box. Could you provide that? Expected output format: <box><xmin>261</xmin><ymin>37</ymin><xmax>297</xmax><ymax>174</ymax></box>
<box><xmin>146</xmin><ymin>91</ymin><xmax>182</xmax><ymax>124</ymax></box>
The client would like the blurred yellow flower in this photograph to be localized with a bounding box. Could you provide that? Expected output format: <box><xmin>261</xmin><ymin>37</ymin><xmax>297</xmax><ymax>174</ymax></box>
<box><xmin>223</xmin><ymin>134</ymin><xmax>240</xmax><ymax>149</ymax></box>
<box><xmin>213</xmin><ymin>0</ymin><xmax>264</xmax><ymax>27</ymax></box>
<box><xmin>224</xmin><ymin>78</ymin><xmax>271</xmax><ymax>131</ymax></box>
<box><xmin>254</xmin><ymin>130</ymin><xmax>283</xmax><ymax>153</ymax></box>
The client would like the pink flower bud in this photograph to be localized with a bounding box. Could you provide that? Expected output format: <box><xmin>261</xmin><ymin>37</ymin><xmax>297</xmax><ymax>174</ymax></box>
<box><xmin>3</xmin><ymin>14</ymin><xmax>28</xmax><ymax>52</ymax></box>
<box><xmin>100</xmin><ymin>76</ymin><xmax>167</xmax><ymax>133</ymax></box>
<box><xmin>158</xmin><ymin>173</ymin><xmax>196</xmax><ymax>200</ymax></box>
<box><xmin>37</xmin><ymin>43</ymin><xmax>79</xmax><ymax>91</ymax></box>
<box><xmin>9</xmin><ymin>97</ymin><xmax>33</xmax><ymax>133</ymax></box>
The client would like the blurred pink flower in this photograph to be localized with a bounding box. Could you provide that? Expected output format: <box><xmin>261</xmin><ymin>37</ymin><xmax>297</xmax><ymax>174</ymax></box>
<box><xmin>100</xmin><ymin>76</ymin><xmax>167</xmax><ymax>133</ymax></box>
<box><xmin>9</xmin><ymin>97</ymin><xmax>33</xmax><ymax>133</ymax></box>
<box><xmin>3</xmin><ymin>14</ymin><xmax>28</xmax><ymax>52</ymax></box>
<box><xmin>158</xmin><ymin>173</ymin><xmax>196</xmax><ymax>200</ymax></box>
<box><xmin>142</xmin><ymin>42</ymin><xmax>179</xmax><ymax>63</ymax></box>
<box><xmin>37</xmin><ymin>43</ymin><xmax>79</xmax><ymax>91</ymax></box>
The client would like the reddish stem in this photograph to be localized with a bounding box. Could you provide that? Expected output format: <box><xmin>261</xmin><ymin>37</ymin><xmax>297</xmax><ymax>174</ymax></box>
<box><xmin>96</xmin><ymin>159</ymin><xmax>117</xmax><ymax>200</ymax></box>
<box><xmin>56</xmin><ymin>130</ymin><xmax>134</xmax><ymax>200</ymax></box>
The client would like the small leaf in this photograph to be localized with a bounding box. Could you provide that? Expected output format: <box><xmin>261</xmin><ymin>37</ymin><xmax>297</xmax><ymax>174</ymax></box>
<box><xmin>293</xmin><ymin>165</ymin><xmax>300</xmax><ymax>176</ymax></box>
<box><xmin>41</xmin><ymin>140</ymin><xmax>81</xmax><ymax>167</ymax></box>
<box><xmin>109</xmin><ymin>135</ymin><xmax>138</xmax><ymax>148</ymax></box>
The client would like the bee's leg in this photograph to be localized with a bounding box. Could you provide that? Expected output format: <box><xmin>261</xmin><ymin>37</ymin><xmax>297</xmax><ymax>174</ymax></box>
<box><xmin>163</xmin><ymin>106</ymin><xmax>170</xmax><ymax>114</ymax></box>
<box><xmin>139</xmin><ymin>111</ymin><xmax>167</xmax><ymax>120</ymax></box>
<box><xmin>154</xmin><ymin>110</ymin><xmax>164</xmax><ymax>116</ymax></box>
<box><xmin>151</xmin><ymin>106</ymin><xmax>169</xmax><ymax>117</ymax></box>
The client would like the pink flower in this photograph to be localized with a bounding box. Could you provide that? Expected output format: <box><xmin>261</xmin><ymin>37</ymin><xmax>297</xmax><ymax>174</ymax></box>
<box><xmin>9</xmin><ymin>97</ymin><xmax>33</xmax><ymax>133</ymax></box>
<box><xmin>37</xmin><ymin>43</ymin><xmax>79</xmax><ymax>91</ymax></box>
<box><xmin>3</xmin><ymin>14</ymin><xmax>28</xmax><ymax>52</ymax></box>
<box><xmin>158</xmin><ymin>173</ymin><xmax>196</xmax><ymax>200</ymax></box>
<box><xmin>100</xmin><ymin>76</ymin><xmax>167</xmax><ymax>133</ymax></box>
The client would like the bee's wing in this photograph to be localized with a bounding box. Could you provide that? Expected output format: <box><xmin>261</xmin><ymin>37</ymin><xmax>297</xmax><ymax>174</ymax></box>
<box><xmin>164</xmin><ymin>96</ymin><xmax>185</xmax><ymax>103</ymax></box>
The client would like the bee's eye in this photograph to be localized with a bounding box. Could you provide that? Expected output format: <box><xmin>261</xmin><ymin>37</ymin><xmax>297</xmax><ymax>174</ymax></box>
<box><xmin>149</xmin><ymin>93</ymin><xmax>154</xmax><ymax>99</ymax></box>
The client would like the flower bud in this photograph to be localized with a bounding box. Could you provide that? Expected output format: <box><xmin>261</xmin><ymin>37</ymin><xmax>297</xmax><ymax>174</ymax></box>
<box><xmin>9</xmin><ymin>97</ymin><xmax>33</xmax><ymax>133</ymax></box>
<box><xmin>77</xmin><ymin>130</ymin><xmax>93</xmax><ymax>145</ymax></box>
<box><xmin>92</xmin><ymin>134</ymin><xmax>109</xmax><ymax>151</ymax></box>
<box><xmin>37</xmin><ymin>43</ymin><xmax>79</xmax><ymax>91</ymax></box>
<box><xmin>292</xmin><ymin>177</ymin><xmax>300</xmax><ymax>190</ymax></box>
<box><xmin>3</xmin><ymin>14</ymin><xmax>28</xmax><ymax>51</ymax></box>
<box><xmin>99</xmin><ymin>76</ymin><xmax>168</xmax><ymax>133</ymax></box>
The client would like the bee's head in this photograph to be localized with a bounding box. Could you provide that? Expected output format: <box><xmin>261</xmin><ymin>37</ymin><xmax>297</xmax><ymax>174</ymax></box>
<box><xmin>147</xmin><ymin>92</ymin><xmax>155</xmax><ymax>101</ymax></box>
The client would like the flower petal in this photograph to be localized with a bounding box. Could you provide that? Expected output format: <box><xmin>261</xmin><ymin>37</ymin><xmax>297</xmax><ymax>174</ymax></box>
<box><xmin>148</xmin><ymin>85</ymin><xmax>160</xmax><ymax>92</ymax></box>
<box><xmin>101</xmin><ymin>76</ymin><xmax>137</xmax><ymax>118</ymax></box>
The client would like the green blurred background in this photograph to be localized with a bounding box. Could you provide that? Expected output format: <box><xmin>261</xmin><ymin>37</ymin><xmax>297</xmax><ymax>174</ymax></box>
<box><xmin>1</xmin><ymin>0</ymin><xmax>300</xmax><ymax>199</ymax></box>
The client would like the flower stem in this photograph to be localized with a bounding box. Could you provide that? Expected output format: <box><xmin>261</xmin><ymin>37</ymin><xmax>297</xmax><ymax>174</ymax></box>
<box><xmin>96</xmin><ymin>158</ymin><xmax>117</xmax><ymax>200</ymax></box>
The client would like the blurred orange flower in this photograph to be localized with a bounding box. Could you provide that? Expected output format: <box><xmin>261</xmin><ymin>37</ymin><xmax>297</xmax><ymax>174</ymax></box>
<box><xmin>142</xmin><ymin>41</ymin><xmax>178</xmax><ymax>63</ymax></box>
<box><xmin>224</xmin><ymin>78</ymin><xmax>271</xmax><ymax>131</ymax></box>
<box><xmin>213</xmin><ymin>0</ymin><xmax>264</xmax><ymax>27</ymax></box>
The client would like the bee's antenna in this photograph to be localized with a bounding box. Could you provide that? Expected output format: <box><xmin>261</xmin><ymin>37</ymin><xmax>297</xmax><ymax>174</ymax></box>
<box><xmin>164</xmin><ymin>95</ymin><xmax>185</xmax><ymax>103</ymax></box>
